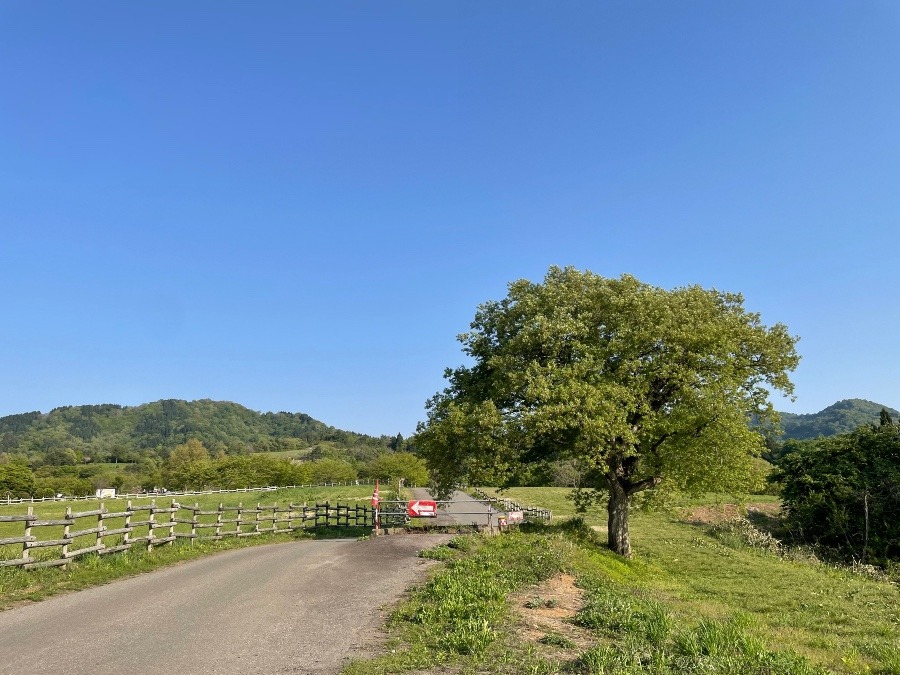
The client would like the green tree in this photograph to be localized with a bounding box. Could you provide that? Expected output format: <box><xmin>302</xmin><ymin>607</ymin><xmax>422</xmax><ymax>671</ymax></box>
<box><xmin>365</xmin><ymin>452</ymin><xmax>430</xmax><ymax>486</ymax></box>
<box><xmin>0</xmin><ymin>462</ymin><xmax>36</xmax><ymax>498</ymax></box>
<box><xmin>164</xmin><ymin>439</ymin><xmax>210</xmax><ymax>490</ymax></box>
<box><xmin>308</xmin><ymin>458</ymin><xmax>357</xmax><ymax>484</ymax></box>
<box><xmin>416</xmin><ymin>267</ymin><xmax>799</xmax><ymax>557</ymax></box>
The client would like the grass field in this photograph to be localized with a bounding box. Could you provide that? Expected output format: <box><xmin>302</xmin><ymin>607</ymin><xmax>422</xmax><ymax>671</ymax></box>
<box><xmin>345</xmin><ymin>487</ymin><xmax>900</xmax><ymax>674</ymax></box>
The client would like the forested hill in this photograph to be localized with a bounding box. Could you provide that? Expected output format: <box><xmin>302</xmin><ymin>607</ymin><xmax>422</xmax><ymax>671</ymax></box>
<box><xmin>777</xmin><ymin>398</ymin><xmax>900</xmax><ymax>440</ymax></box>
<box><xmin>0</xmin><ymin>399</ymin><xmax>396</xmax><ymax>463</ymax></box>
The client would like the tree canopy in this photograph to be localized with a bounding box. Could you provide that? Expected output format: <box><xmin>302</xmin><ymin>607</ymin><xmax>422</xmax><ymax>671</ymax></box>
<box><xmin>416</xmin><ymin>267</ymin><xmax>799</xmax><ymax>556</ymax></box>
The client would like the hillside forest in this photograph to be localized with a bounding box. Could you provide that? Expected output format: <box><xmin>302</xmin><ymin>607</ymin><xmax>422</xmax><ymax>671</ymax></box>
<box><xmin>0</xmin><ymin>399</ymin><xmax>423</xmax><ymax>498</ymax></box>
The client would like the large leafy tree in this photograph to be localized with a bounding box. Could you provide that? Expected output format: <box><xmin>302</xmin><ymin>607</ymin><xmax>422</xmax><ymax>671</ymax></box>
<box><xmin>416</xmin><ymin>267</ymin><xmax>799</xmax><ymax>557</ymax></box>
<box><xmin>0</xmin><ymin>461</ymin><xmax>36</xmax><ymax>498</ymax></box>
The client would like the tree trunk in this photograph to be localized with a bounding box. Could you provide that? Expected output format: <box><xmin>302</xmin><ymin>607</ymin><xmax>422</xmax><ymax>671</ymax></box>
<box><xmin>607</xmin><ymin>478</ymin><xmax>631</xmax><ymax>557</ymax></box>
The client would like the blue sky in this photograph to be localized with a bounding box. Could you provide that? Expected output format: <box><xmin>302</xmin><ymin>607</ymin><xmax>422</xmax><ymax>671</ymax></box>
<box><xmin>2</xmin><ymin>2</ymin><xmax>899</xmax><ymax>436</ymax></box>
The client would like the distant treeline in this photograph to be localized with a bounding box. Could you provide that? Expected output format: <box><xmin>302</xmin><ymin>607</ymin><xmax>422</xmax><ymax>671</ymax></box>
<box><xmin>0</xmin><ymin>399</ymin><xmax>402</xmax><ymax>464</ymax></box>
<box><xmin>0</xmin><ymin>399</ymin><xmax>414</xmax><ymax>498</ymax></box>
<box><xmin>772</xmin><ymin>398</ymin><xmax>900</xmax><ymax>441</ymax></box>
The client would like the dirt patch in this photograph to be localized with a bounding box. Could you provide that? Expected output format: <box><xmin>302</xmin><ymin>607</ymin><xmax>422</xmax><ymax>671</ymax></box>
<box><xmin>681</xmin><ymin>501</ymin><xmax>781</xmax><ymax>526</ymax></box>
<box><xmin>747</xmin><ymin>502</ymin><xmax>781</xmax><ymax>517</ymax></box>
<box><xmin>511</xmin><ymin>573</ymin><xmax>593</xmax><ymax>656</ymax></box>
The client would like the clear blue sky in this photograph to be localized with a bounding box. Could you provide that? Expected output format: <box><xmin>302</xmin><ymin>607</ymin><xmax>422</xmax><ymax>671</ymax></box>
<box><xmin>2</xmin><ymin>2</ymin><xmax>899</xmax><ymax>436</ymax></box>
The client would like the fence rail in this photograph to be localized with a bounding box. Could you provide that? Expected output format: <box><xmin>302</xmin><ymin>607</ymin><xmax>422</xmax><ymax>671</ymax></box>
<box><xmin>2</xmin><ymin>480</ymin><xmax>384</xmax><ymax>505</ymax></box>
<box><xmin>0</xmin><ymin>500</ymin><xmax>376</xmax><ymax>570</ymax></box>
<box><xmin>469</xmin><ymin>488</ymin><xmax>552</xmax><ymax>522</ymax></box>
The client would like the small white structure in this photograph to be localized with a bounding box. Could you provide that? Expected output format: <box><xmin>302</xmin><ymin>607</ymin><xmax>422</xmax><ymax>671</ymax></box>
<box><xmin>95</xmin><ymin>488</ymin><xmax>116</xmax><ymax>499</ymax></box>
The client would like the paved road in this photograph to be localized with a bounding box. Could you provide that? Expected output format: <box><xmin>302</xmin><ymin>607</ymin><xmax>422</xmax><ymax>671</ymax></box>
<box><xmin>0</xmin><ymin>534</ymin><xmax>450</xmax><ymax>675</ymax></box>
<box><xmin>409</xmin><ymin>489</ymin><xmax>498</xmax><ymax>527</ymax></box>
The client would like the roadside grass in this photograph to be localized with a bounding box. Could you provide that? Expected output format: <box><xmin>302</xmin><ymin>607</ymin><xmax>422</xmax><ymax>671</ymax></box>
<box><xmin>346</xmin><ymin>489</ymin><xmax>900</xmax><ymax>674</ymax></box>
<box><xmin>343</xmin><ymin>522</ymin><xmax>837</xmax><ymax>674</ymax></box>
<box><xmin>483</xmin><ymin>487</ymin><xmax>900</xmax><ymax>673</ymax></box>
<box><xmin>0</xmin><ymin>486</ymin><xmax>375</xmax><ymax>610</ymax></box>
<box><xmin>343</xmin><ymin>530</ymin><xmax>569</xmax><ymax>675</ymax></box>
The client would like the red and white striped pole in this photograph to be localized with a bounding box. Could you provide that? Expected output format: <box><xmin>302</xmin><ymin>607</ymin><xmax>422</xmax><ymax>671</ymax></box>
<box><xmin>371</xmin><ymin>478</ymin><xmax>380</xmax><ymax>531</ymax></box>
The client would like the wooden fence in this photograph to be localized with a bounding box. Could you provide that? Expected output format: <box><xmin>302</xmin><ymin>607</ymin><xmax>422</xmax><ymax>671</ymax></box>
<box><xmin>0</xmin><ymin>500</ymin><xmax>375</xmax><ymax>570</ymax></box>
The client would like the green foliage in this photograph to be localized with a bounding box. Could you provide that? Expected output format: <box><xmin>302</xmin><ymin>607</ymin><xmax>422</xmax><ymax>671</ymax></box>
<box><xmin>416</xmin><ymin>267</ymin><xmax>799</xmax><ymax>556</ymax></box>
<box><xmin>364</xmin><ymin>452</ymin><xmax>430</xmax><ymax>485</ymax></box>
<box><xmin>307</xmin><ymin>458</ymin><xmax>357</xmax><ymax>484</ymax></box>
<box><xmin>772</xmin><ymin>423</ymin><xmax>900</xmax><ymax>564</ymax></box>
<box><xmin>0</xmin><ymin>462</ymin><xmax>36</xmax><ymax>497</ymax></box>
<box><xmin>164</xmin><ymin>439</ymin><xmax>211</xmax><ymax>489</ymax></box>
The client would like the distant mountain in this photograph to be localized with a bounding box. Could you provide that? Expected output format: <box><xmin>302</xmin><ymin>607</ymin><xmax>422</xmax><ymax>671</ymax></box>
<box><xmin>776</xmin><ymin>399</ymin><xmax>900</xmax><ymax>440</ymax></box>
<box><xmin>0</xmin><ymin>399</ymin><xmax>395</xmax><ymax>463</ymax></box>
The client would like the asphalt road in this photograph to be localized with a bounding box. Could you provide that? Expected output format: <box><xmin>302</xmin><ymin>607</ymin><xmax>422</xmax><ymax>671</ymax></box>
<box><xmin>408</xmin><ymin>489</ymin><xmax>498</xmax><ymax>528</ymax></box>
<box><xmin>0</xmin><ymin>534</ymin><xmax>451</xmax><ymax>675</ymax></box>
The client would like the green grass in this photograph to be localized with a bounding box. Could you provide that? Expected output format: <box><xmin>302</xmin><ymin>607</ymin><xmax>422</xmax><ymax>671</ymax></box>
<box><xmin>345</xmin><ymin>489</ymin><xmax>900</xmax><ymax>674</ymax></box>
<box><xmin>626</xmin><ymin>513</ymin><xmax>900</xmax><ymax>673</ymax></box>
<box><xmin>485</xmin><ymin>487</ymin><xmax>900</xmax><ymax>673</ymax></box>
<box><xmin>480</xmin><ymin>486</ymin><xmax>780</xmax><ymax>527</ymax></box>
<box><xmin>344</xmin><ymin>522</ymin><xmax>840</xmax><ymax>674</ymax></box>
<box><xmin>343</xmin><ymin>531</ymin><xmax>568</xmax><ymax>674</ymax></box>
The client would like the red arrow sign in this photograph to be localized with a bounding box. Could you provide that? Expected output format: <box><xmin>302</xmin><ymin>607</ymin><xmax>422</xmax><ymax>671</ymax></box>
<box><xmin>407</xmin><ymin>500</ymin><xmax>437</xmax><ymax>517</ymax></box>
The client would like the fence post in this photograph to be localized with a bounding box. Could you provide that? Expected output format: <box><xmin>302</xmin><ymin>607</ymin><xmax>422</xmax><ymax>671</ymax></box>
<box><xmin>21</xmin><ymin>506</ymin><xmax>33</xmax><ymax>564</ymax></box>
<box><xmin>191</xmin><ymin>503</ymin><xmax>199</xmax><ymax>543</ymax></box>
<box><xmin>97</xmin><ymin>502</ymin><xmax>105</xmax><ymax>553</ymax></box>
<box><xmin>216</xmin><ymin>503</ymin><xmax>223</xmax><ymax>539</ymax></box>
<box><xmin>124</xmin><ymin>500</ymin><xmax>132</xmax><ymax>546</ymax></box>
<box><xmin>255</xmin><ymin>503</ymin><xmax>261</xmax><ymax>534</ymax></box>
<box><xmin>61</xmin><ymin>505</ymin><xmax>71</xmax><ymax>564</ymax></box>
<box><xmin>236</xmin><ymin>502</ymin><xmax>243</xmax><ymax>536</ymax></box>
<box><xmin>169</xmin><ymin>499</ymin><xmax>177</xmax><ymax>544</ymax></box>
<box><xmin>147</xmin><ymin>500</ymin><xmax>156</xmax><ymax>552</ymax></box>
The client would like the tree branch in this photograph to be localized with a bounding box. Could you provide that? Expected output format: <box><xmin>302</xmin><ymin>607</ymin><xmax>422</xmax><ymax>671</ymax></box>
<box><xmin>626</xmin><ymin>475</ymin><xmax>661</xmax><ymax>495</ymax></box>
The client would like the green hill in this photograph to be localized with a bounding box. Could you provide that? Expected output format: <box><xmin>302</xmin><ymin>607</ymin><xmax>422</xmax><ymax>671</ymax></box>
<box><xmin>0</xmin><ymin>399</ymin><xmax>396</xmax><ymax>465</ymax></box>
<box><xmin>777</xmin><ymin>398</ymin><xmax>900</xmax><ymax>440</ymax></box>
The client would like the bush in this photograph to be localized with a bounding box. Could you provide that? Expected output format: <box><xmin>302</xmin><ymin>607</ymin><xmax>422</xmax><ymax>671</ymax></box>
<box><xmin>771</xmin><ymin>423</ymin><xmax>900</xmax><ymax>564</ymax></box>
